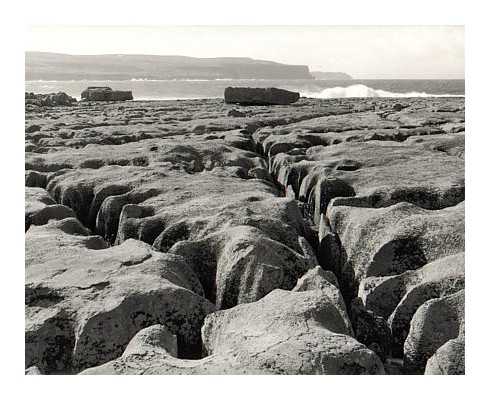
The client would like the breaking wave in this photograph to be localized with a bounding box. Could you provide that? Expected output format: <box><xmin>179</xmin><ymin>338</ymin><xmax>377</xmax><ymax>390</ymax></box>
<box><xmin>302</xmin><ymin>84</ymin><xmax>464</xmax><ymax>99</ymax></box>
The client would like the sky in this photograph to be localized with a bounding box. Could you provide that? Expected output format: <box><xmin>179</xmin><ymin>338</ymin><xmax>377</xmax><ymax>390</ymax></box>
<box><xmin>26</xmin><ymin>26</ymin><xmax>464</xmax><ymax>79</ymax></box>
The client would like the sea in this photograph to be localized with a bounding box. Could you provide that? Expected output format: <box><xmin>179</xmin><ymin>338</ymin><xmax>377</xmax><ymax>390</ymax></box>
<box><xmin>25</xmin><ymin>79</ymin><xmax>465</xmax><ymax>101</ymax></box>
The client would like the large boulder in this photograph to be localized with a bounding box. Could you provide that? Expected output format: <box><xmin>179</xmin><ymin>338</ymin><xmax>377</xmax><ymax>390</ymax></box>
<box><xmin>224</xmin><ymin>87</ymin><xmax>300</xmax><ymax>106</ymax></box>
<box><xmin>81</xmin><ymin>87</ymin><xmax>133</xmax><ymax>101</ymax></box>
<box><xmin>111</xmin><ymin>90</ymin><xmax>134</xmax><ymax>101</ymax></box>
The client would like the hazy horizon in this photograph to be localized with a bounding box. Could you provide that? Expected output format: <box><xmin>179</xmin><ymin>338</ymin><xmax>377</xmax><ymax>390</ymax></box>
<box><xmin>27</xmin><ymin>26</ymin><xmax>464</xmax><ymax>80</ymax></box>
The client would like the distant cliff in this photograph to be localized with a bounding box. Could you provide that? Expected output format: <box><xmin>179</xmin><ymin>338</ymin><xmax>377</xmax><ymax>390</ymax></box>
<box><xmin>26</xmin><ymin>52</ymin><xmax>314</xmax><ymax>80</ymax></box>
<box><xmin>311</xmin><ymin>71</ymin><xmax>352</xmax><ymax>80</ymax></box>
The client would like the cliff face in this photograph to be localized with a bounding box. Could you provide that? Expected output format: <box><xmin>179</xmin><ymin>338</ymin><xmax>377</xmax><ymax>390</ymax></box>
<box><xmin>25</xmin><ymin>52</ymin><xmax>313</xmax><ymax>80</ymax></box>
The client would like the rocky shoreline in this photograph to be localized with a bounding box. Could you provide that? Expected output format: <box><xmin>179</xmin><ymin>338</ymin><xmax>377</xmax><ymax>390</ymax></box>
<box><xmin>25</xmin><ymin>96</ymin><xmax>465</xmax><ymax>375</ymax></box>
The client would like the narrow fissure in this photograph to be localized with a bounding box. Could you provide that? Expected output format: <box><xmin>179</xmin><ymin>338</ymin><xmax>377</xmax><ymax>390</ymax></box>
<box><xmin>246</xmin><ymin>121</ymin><xmax>404</xmax><ymax>374</ymax></box>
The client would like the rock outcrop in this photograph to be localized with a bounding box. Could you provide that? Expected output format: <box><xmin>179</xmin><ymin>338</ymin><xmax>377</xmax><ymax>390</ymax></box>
<box><xmin>25</xmin><ymin>96</ymin><xmax>465</xmax><ymax>374</ymax></box>
<box><xmin>25</xmin><ymin>92</ymin><xmax>77</xmax><ymax>108</ymax></box>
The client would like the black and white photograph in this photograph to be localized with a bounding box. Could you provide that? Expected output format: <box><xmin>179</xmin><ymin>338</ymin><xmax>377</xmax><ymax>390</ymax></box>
<box><xmin>3</xmin><ymin>0</ymin><xmax>489</xmax><ymax>397</ymax></box>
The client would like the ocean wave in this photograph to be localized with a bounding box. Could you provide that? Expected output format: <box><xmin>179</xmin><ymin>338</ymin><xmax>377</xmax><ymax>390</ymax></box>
<box><xmin>301</xmin><ymin>84</ymin><xmax>464</xmax><ymax>98</ymax></box>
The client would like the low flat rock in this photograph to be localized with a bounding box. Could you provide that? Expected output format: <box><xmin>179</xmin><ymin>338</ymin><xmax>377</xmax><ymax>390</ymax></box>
<box><xmin>252</xmin><ymin>104</ymin><xmax>463</xmax><ymax>159</ymax></box>
<box><xmin>385</xmin><ymin>109</ymin><xmax>464</xmax><ymax>128</ymax></box>
<box><xmin>404</xmin><ymin>133</ymin><xmax>465</xmax><ymax>159</ymax></box>
<box><xmin>25</xmin><ymin>136</ymin><xmax>267</xmax><ymax>174</ymax></box>
<box><xmin>24</xmin><ymin>98</ymin><xmax>353</xmax><ymax>152</ymax></box>
<box><xmin>81</xmin><ymin>286</ymin><xmax>384</xmax><ymax>375</ymax></box>
<box><xmin>26</xmin><ymin>218</ymin><xmax>214</xmax><ymax>373</ymax></box>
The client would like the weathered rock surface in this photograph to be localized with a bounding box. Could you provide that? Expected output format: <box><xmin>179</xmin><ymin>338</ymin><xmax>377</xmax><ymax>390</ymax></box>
<box><xmin>25</xmin><ymin>133</ymin><xmax>318</xmax><ymax>310</ymax></box>
<box><xmin>25</xmin><ymin>96</ymin><xmax>465</xmax><ymax>374</ymax></box>
<box><xmin>121</xmin><ymin>324</ymin><xmax>178</xmax><ymax>358</ymax></box>
<box><xmin>225</xmin><ymin>87</ymin><xmax>300</xmax><ymax>105</ymax></box>
<box><xmin>404</xmin><ymin>133</ymin><xmax>465</xmax><ymax>159</ymax></box>
<box><xmin>328</xmin><ymin>201</ymin><xmax>464</xmax><ymax>299</ymax></box>
<box><xmin>425</xmin><ymin>335</ymin><xmax>465</xmax><ymax>375</ymax></box>
<box><xmin>23</xmin><ymin>97</ymin><xmax>353</xmax><ymax>153</ymax></box>
<box><xmin>25</xmin><ymin>218</ymin><xmax>214</xmax><ymax>373</ymax></box>
<box><xmin>359</xmin><ymin>252</ymin><xmax>465</xmax><ymax>354</ymax></box>
<box><xmin>404</xmin><ymin>290</ymin><xmax>464</xmax><ymax>374</ymax></box>
<box><xmin>81</xmin><ymin>287</ymin><xmax>384</xmax><ymax>375</ymax></box>
<box><xmin>272</xmin><ymin>141</ymin><xmax>464</xmax><ymax>225</ymax></box>
<box><xmin>25</xmin><ymin>187</ymin><xmax>75</xmax><ymax>230</ymax></box>
<box><xmin>292</xmin><ymin>265</ymin><xmax>339</xmax><ymax>290</ymax></box>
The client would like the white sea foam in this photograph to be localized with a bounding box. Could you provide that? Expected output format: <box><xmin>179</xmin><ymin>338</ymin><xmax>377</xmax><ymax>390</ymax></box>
<box><xmin>302</xmin><ymin>84</ymin><xmax>464</xmax><ymax>99</ymax></box>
